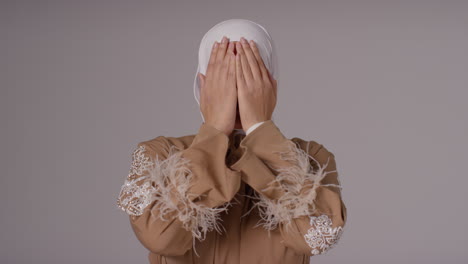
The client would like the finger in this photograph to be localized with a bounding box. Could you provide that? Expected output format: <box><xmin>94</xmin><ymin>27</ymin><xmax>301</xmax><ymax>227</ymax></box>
<box><xmin>236</xmin><ymin>41</ymin><xmax>254</xmax><ymax>83</ymax></box>
<box><xmin>227</xmin><ymin>42</ymin><xmax>236</xmax><ymax>82</ymax></box>
<box><xmin>222</xmin><ymin>41</ymin><xmax>234</xmax><ymax>80</ymax></box>
<box><xmin>236</xmin><ymin>51</ymin><xmax>245</xmax><ymax>89</ymax></box>
<box><xmin>198</xmin><ymin>73</ymin><xmax>206</xmax><ymax>106</ymax></box>
<box><xmin>198</xmin><ymin>73</ymin><xmax>205</xmax><ymax>88</ymax></box>
<box><xmin>219</xmin><ymin>42</ymin><xmax>233</xmax><ymax>80</ymax></box>
<box><xmin>216</xmin><ymin>36</ymin><xmax>229</xmax><ymax>64</ymax></box>
<box><xmin>227</xmin><ymin>39</ymin><xmax>235</xmax><ymax>55</ymax></box>
<box><xmin>273</xmin><ymin>78</ymin><xmax>278</xmax><ymax>98</ymax></box>
<box><xmin>206</xmin><ymin>41</ymin><xmax>219</xmax><ymax>77</ymax></box>
<box><xmin>267</xmin><ymin>69</ymin><xmax>276</xmax><ymax>86</ymax></box>
<box><xmin>249</xmin><ymin>40</ymin><xmax>270</xmax><ymax>82</ymax></box>
<box><xmin>266</xmin><ymin>68</ymin><xmax>278</xmax><ymax>97</ymax></box>
<box><xmin>240</xmin><ymin>37</ymin><xmax>261</xmax><ymax>80</ymax></box>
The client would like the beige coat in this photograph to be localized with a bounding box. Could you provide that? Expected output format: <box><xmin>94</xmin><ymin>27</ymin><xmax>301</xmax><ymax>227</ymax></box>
<box><xmin>116</xmin><ymin>120</ymin><xmax>347</xmax><ymax>263</ymax></box>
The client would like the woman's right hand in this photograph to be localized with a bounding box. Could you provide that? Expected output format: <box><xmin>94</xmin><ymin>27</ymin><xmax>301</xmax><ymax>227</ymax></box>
<box><xmin>198</xmin><ymin>36</ymin><xmax>237</xmax><ymax>136</ymax></box>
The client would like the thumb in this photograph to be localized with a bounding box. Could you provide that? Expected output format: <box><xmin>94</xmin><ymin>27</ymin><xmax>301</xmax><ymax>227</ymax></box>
<box><xmin>198</xmin><ymin>73</ymin><xmax>205</xmax><ymax>88</ymax></box>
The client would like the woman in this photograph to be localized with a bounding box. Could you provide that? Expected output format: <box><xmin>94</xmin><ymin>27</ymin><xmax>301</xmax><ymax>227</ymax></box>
<box><xmin>116</xmin><ymin>19</ymin><xmax>347</xmax><ymax>264</ymax></box>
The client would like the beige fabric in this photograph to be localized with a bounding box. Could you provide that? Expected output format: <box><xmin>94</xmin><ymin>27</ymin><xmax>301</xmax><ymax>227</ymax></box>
<box><xmin>117</xmin><ymin>120</ymin><xmax>347</xmax><ymax>263</ymax></box>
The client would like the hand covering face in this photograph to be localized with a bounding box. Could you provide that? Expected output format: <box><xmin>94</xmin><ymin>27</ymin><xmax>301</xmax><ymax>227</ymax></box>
<box><xmin>193</xmin><ymin>19</ymin><xmax>279</xmax><ymax>123</ymax></box>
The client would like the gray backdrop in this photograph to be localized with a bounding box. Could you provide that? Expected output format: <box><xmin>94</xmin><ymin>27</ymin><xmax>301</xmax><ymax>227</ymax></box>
<box><xmin>2</xmin><ymin>0</ymin><xmax>467</xmax><ymax>263</ymax></box>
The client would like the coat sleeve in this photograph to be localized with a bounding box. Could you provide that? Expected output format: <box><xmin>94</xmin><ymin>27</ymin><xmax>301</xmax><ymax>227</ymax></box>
<box><xmin>230</xmin><ymin>120</ymin><xmax>347</xmax><ymax>257</ymax></box>
<box><xmin>116</xmin><ymin>122</ymin><xmax>241</xmax><ymax>257</ymax></box>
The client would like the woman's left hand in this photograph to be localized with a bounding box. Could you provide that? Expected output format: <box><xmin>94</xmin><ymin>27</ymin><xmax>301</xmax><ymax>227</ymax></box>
<box><xmin>235</xmin><ymin>37</ymin><xmax>277</xmax><ymax>132</ymax></box>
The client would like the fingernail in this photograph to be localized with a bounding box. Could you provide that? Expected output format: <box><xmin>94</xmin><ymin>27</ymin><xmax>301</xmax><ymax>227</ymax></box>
<box><xmin>241</xmin><ymin>37</ymin><xmax>247</xmax><ymax>44</ymax></box>
<box><xmin>222</xmin><ymin>36</ymin><xmax>228</xmax><ymax>43</ymax></box>
<box><xmin>214</xmin><ymin>42</ymin><xmax>218</xmax><ymax>48</ymax></box>
<box><xmin>250</xmin><ymin>40</ymin><xmax>255</xmax><ymax>45</ymax></box>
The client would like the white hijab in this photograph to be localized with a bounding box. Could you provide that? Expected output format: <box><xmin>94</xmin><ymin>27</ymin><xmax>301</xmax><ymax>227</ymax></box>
<box><xmin>193</xmin><ymin>19</ymin><xmax>279</xmax><ymax>127</ymax></box>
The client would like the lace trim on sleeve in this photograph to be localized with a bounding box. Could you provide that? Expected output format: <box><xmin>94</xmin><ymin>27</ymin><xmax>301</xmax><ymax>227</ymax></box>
<box><xmin>304</xmin><ymin>214</ymin><xmax>344</xmax><ymax>255</ymax></box>
<box><xmin>116</xmin><ymin>144</ymin><xmax>231</xmax><ymax>244</ymax></box>
<box><xmin>117</xmin><ymin>145</ymin><xmax>155</xmax><ymax>216</ymax></box>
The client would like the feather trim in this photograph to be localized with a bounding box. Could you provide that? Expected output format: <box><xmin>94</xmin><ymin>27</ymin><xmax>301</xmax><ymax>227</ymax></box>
<box><xmin>117</xmin><ymin>144</ymin><xmax>231</xmax><ymax>256</ymax></box>
<box><xmin>251</xmin><ymin>140</ymin><xmax>342</xmax><ymax>232</ymax></box>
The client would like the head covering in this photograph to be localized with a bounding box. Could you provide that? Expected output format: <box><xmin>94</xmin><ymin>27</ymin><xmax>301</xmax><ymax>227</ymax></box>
<box><xmin>193</xmin><ymin>19</ymin><xmax>279</xmax><ymax>129</ymax></box>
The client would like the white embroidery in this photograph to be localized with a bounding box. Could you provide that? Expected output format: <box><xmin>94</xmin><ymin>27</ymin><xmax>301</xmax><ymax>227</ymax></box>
<box><xmin>117</xmin><ymin>145</ymin><xmax>155</xmax><ymax>216</ymax></box>
<box><xmin>304</xmin><ymin>214</ymin><xmax>344</xmax><ymax>255</ymax></box>
<box><xmin>129</xmin><ymin>145</ymin><xmax>154</xmax><ymax>177</ymax></box>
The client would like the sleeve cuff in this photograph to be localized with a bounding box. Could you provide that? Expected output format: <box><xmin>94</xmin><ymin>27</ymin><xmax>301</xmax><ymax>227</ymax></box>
<box><xmin>191</xmin><ymin>122</ymin><xmax>229</xmax><ymax>146</ymax></box>
<box><xmin>230</xmin><ymin>147</ymin><xmax>286</xmax><ymax>200</ymax></box>
<box><xmin>232</xmin><ymin>120</ymin><xmax>296</xmax><ymax>171</ymax></box>
<box><xmin>229</xmin><ymin>120</ymin><xmax>343</xmax><ymax>233</ymax></box>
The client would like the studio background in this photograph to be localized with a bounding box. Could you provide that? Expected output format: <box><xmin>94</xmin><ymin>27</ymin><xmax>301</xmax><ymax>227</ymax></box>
<box><xmin>2</xmin><ymin>0</ymin><xmax>467</xmax><ymax>263</ymax></box>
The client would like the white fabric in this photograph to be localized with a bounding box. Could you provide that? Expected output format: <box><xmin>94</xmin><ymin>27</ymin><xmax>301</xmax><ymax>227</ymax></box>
<box><xmin>246</xmin><ymin>121</ymin><xmax>265</xmax><ymax>135</ymax></box>
<box><xmin>231</xmin><ymin>120</ymin><xmax>263</xmax><ymax>137</ymax></box>
<box><xmin>193</xmin><ymin>19</ymin><xmax>279</xmax><ymax>130</ymax></box>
